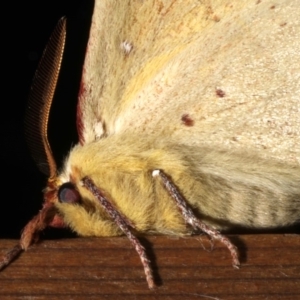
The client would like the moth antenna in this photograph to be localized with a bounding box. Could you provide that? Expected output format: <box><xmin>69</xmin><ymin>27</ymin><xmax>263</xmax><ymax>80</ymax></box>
<box><xmin>152</xmin><ymin>169</ymin><xmax>240</xmax><ymax>268</ymax></box>
<box><xmin>1</xmin><ymin>18</ymin><xmax>67</xmax><ymax>272</ymax></box>
<box><xmin>81</xmin><ymin>176</ymin><xmax>155</xmax><ymax>289</ymax></box>
<box><xmin>0</xmin><ymin>203</ymin><xmax>56</xmax><ymax>270</ymax></box>
<box><xmin>25</xmin><ymin>18</ymin><xmax>66</xmax><ymax>179</ymax></box>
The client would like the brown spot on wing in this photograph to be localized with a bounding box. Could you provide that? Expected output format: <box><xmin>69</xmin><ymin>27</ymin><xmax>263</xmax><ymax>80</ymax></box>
<box><xmin>181</xmin><ymin>114</ymin><xmax>194</xmax><ymax>127</ymax></box>
<box><xmin>216</xmin><ymin>88</ymin><xmax>226</xmax><ymax>98</ymax></box>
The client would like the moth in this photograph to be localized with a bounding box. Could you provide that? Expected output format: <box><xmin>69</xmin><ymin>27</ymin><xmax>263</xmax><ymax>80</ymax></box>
<box><xmin>1</xmin><ymin>0</ymin><xmax>300</xmax><ymax>289</ymax></box>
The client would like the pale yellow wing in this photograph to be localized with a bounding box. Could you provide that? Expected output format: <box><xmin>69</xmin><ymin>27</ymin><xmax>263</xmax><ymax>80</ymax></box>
<box><xmin>78</xmin><ymin>0</ymin><xmax>300</xmax><ymax>165</ymax></box>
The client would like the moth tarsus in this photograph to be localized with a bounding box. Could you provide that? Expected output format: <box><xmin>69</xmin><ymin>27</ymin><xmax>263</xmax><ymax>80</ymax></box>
<box><xmin>0</xmin><ymin>244</ymin><xmax>23</xmax><ymax>271</ymax></box>
<box><xmin>81</xmin><ymin>176</ymin><xmax>155</xmax><ymax>289</ymax></box>
<box><xmin>153</xmin><ymin>169</ymin><xmax>240</xmax><ymax>268</ymax></box>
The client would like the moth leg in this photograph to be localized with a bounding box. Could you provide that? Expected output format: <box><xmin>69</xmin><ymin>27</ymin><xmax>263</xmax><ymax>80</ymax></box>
<box><xmin>81</xmin><ymin>176</ymin><xmax>155</xmax><ymax>289</ymax></box>
<box><xmin>0</xmin><ymin>202</ymin><xmax>56</xmax><ymax>270</ymax></box>
<box><xmin>0</xmin><ymin>244</ymin><xmax>22</xmax><ymax>270</ymax></box>
<box><xmin>152</xmin><ymin>169</ymin><xmax>240</xmax><ymax>268</ymax></box>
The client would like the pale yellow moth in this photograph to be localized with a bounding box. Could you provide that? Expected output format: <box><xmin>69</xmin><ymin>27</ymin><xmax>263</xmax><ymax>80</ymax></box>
<box><xmin>1</xmin><ymin>0</ymin><xmax>299</xmax><ymax>289</ymax></box>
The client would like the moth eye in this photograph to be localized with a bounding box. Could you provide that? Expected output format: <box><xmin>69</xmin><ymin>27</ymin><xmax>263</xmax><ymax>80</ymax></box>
<box><xmin>58</xmin><ymin>182</ymin><xmax>81</xmax><ymax>204</ymax></box>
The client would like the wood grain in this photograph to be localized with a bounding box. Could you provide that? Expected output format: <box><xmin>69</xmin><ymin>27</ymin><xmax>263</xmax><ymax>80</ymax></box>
<box><xmin>0</xmin><ymin>234</ymin><xmax>299</xmax><ymax>299</ymax></box>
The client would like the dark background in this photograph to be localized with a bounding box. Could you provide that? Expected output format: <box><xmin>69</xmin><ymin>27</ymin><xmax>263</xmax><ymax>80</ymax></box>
<box><xmin>1</xmin><ymin>0</ymin><xmax>298</xmax><ymax>240</ymax></box>
<box><xmin>1</xmin><ymin>0</ymin><xmax>94</xmax><ymax>238</ymax></box>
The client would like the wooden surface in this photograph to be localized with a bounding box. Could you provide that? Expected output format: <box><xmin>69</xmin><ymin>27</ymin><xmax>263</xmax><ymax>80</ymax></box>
<box><xmin>0</xmin><ymin>234</ymin><xmax>299</xmax><ymax>299</ymax></box>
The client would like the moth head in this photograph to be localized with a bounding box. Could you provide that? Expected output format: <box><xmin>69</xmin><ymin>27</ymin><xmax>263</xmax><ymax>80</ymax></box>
<box><xmin>19</xmin><ymin>15</ymin><xmax>113</xmax><ymax>242</ymax></box>
<box><xmin>20</xmin><ymin>17</ymin><xmax>109</xmax><ymax>250</ymax></box>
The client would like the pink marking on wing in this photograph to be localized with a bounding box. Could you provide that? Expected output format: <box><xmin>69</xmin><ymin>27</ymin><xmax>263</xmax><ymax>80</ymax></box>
<box><xmin>77</xmin><ymin>71</ymin><xmax>86</xmax><ymax>145</ymax></box>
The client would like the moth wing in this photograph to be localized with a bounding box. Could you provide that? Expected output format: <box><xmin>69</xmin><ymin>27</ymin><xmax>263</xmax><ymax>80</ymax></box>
<box><xmin>78</xmin><ymin>0</ymin><xmax>300</xmax><ymax>165</ymax></box>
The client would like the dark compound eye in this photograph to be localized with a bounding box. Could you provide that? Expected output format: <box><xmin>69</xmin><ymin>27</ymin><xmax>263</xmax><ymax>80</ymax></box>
<box><xmin>58</xmin><ymin>182</ymin><xmax>81</xmax><ymax>204</ymax></box>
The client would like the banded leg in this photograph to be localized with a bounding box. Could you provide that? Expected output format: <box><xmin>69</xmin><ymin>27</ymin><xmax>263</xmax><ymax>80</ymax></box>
<box><xmin>0</xmin><ymin>245</ymin><xmax>22</xmax><ymax>270</ymax></box>
<box><xmin>0</xmin><ymin>202</ymin><xmax>56</xmax><ymax>270</ymax></box>
<box><xmin>152</xmin><ymin>169</ymin><xmax>240</xmax><ymax>268</ymax></box>
<box><xmin>81</xmin><ymin>176</ymin><xmax>155</xmax><ymax>289</ymax></box>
